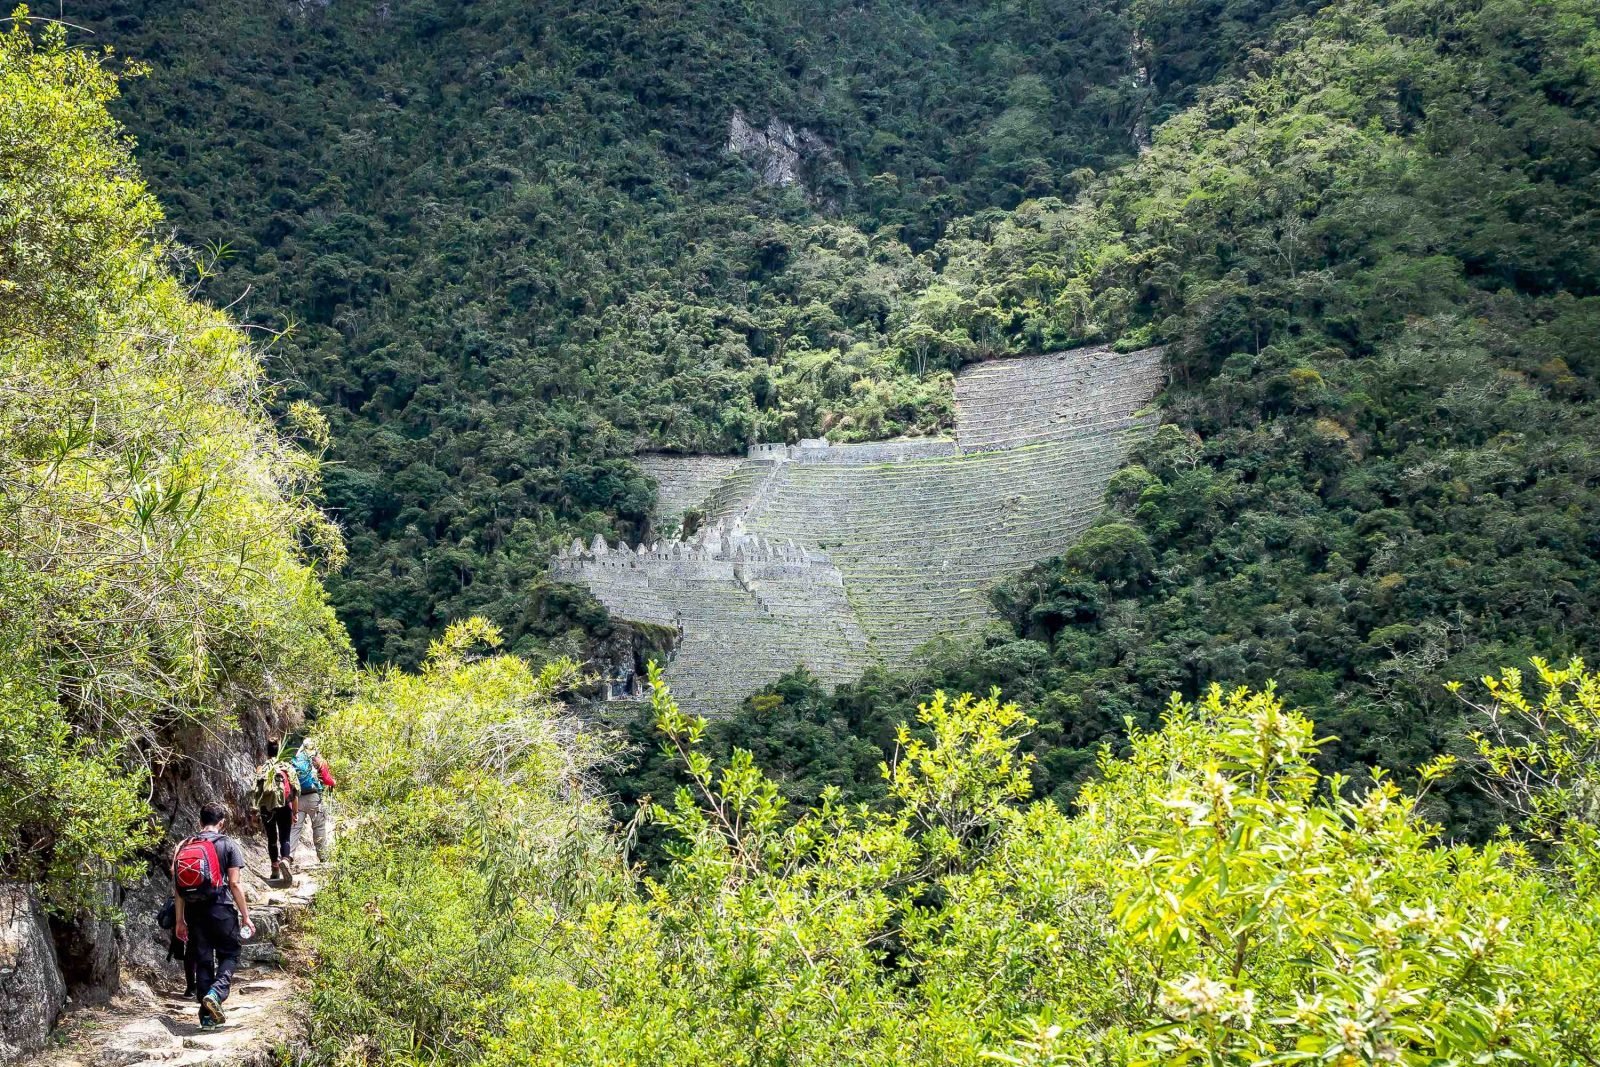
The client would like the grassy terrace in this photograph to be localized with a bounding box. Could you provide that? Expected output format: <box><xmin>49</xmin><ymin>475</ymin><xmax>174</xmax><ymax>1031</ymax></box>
<box><xmin>560</xmin><ymin>347</ymin><xmax>1166</xmax><ymax>709</ymax></box>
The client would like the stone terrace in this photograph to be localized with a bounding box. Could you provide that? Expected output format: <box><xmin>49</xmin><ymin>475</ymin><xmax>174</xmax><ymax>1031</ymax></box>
<box><xmin>955</xmin><ymin>344</ymin><xmax>1165</xmax><ymax>452</ymax></box>
<box><xmin>553</xmin><ymin>346</ymin><xmax>1164</xmax><ymax>714</ymax></box>
<box><xmin>638</xmin><ymin>454</ymin><xmax>747</xmax><ymax>531</ymax></box>
<box><xmin>552</xmin><ymin>526</ymin><xmax>871</xmax><ymax>713</ymax></box>
<box><xmin>744</xmin><ymin>435</ymin><xmax>1134</xmax><ymax>660</ymax></box>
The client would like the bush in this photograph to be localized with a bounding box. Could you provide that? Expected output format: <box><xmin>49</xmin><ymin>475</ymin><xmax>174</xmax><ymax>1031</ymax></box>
<box><xmin>0</xmin><ymin>13</ymin><xmax>349</xmax><ymax>909</ymax></box>
<box><xmin>314</xmin><ymin>662</ymin><xmax>1600</xmax><ymax>1065</ymax></box>
<box><xmin>307</xmin><ymin>621</ymin><xmax>623</xmax><ymax>1061</ymax></box>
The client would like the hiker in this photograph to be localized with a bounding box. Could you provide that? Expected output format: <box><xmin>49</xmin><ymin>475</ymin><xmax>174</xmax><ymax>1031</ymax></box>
<box><xmin>256</xmin><ymin>738</ymin><xmax>300</xmax><ymax>882</ymax></box>
<box><xmin>172</xmin><ymin>801</ymin><xmax>253</xmax><ymax>1028</ymax></box>
<box><xmin>288</xmin><ymin>740</ymin><xmax>337</xmax><ymax>864</ymax></box>
<box><xmin>157</xmin><ymin>897</ymin><xmax>198</xmax><ymax>997</ymax></box>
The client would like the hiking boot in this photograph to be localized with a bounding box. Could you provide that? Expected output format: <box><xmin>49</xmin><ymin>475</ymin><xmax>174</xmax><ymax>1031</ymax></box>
<box><xmin>200</xmin><ymin>990</ymin><xmax>226</xmax><ymax>1026</ymax></box>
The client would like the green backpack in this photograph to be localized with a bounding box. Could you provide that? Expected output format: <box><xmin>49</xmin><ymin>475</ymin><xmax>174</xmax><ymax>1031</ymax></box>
<box><xmin>255</xmin><ymin>761</ymin><xmax>293</xmax><ymax>814</ymax></box>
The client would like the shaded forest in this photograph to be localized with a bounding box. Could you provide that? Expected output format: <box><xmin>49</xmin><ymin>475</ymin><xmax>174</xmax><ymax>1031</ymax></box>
<box><xmin>75</xmin><ymin>0</ymin><xmax>1320</xmax><ymax>663</ymax></box>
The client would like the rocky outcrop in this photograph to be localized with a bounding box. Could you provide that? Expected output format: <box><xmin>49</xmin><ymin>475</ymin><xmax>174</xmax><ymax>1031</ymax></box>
<box><xmin>0</xmin><ymin>888</ymin><xmax>67</xmax><ymax>1062</ymax></box>
<box><xmin>726</xmin><ymin>111</ymin><xmax>835</xmax><ymax>196</ymax></box>
<box><xmin>46</xmin><ymin>893</ymin><xmax>119</xmax><ymax>1010</ymax></box>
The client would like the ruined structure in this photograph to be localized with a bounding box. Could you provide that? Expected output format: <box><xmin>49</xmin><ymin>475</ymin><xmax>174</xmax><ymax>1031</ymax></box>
<box><xmin>553</xmin><ymin>344</ymin><xmax>1165</xmax><ymax>713</ymax></box>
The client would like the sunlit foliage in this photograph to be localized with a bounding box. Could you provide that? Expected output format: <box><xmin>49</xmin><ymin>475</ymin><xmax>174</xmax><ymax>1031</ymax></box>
<box><xmin>0</xmin><ymin>11</ymin><xmax>349</xmax><ymax>908</ymax></box>
<box><xmin>308</xmin><ymin>620</ymin><xmax>622</xmax><ymax>1058</ymax></box>
<box><xmin>312</xmin><ymin>663</ymin><xmax>1600</xmax><ymax>1065</ymax></box>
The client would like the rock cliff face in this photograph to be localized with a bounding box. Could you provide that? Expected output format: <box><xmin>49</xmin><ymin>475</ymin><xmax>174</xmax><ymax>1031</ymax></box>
<box><xmin>554</xmin><ymin>345</ymin><xmax>1166</xmax><ymax>714</ymax></box>
<box><xmin>0</xmin><ymin>889</ymin><xmax>66</xmax><ymax>1062</ymax></box>
<box><xmin>726</xmin><ymin>111</ymin><xmax>836</xmax><ymax>198</ymax></box>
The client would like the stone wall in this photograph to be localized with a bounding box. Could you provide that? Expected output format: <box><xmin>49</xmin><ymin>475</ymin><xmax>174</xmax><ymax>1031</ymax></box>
<box><xmin>556</xmin><ymin>346</ymin><xmax>1165</xmax><ymax>714</ymax></box>
<box><xmin>789</xmin><ymin>438</ymin><xmax>959</xmax><ymax>465</ymax></box>
<box><xmin>743</xmin><ymin>434</ymin><xmax>1136</xmax><ymax>661</ymax></box>
<box><xmin>554</xmin><ymin>525</ymin><xmax>870</xmax><ymax>712</ymax></box>
<box><xmin>638</xmin><ymin>453</ymin><xmax>747</xmax><ymax>532</ymax></box>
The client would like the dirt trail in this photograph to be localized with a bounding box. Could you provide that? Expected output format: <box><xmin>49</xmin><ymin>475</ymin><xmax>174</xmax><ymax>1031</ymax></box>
<box><xmin>30</xmin><ymin>833</ymin><xmax>327</xmax><ymax>1067</ymax></box>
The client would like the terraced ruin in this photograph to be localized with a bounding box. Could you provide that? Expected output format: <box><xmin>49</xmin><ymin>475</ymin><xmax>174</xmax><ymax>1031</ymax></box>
<box><xmin>553</xmin><ymin>345</ymin><xmax>1165</xmax><ymax>713</ymax></box>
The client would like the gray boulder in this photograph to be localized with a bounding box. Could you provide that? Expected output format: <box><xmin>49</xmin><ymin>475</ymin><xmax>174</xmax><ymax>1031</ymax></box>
<box><xmin>0</xmin><ymin>886</ymin><xmax>67</xmax><ymax>1063</ymax></box>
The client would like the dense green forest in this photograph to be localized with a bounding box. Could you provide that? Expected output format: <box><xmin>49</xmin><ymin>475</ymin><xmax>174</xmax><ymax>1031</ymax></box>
<box><xmin>7</xmin><ymin>0</ymin><xmax>1600</xmax><ymax>1062</ymax></box>
<box><xmin>74</xmin><ymin>0</ymin><xmax>1323</xmax><ymax>665</ymax></box>
<box><xmin>607</xmin><ymin>0</ymin><xmax>1600</xmax><ymax>840</ymax></box>
<box><xmin>75</xmin><ymin>0</ymin><xmax>1600</xmax><ymax>845</ymax></box>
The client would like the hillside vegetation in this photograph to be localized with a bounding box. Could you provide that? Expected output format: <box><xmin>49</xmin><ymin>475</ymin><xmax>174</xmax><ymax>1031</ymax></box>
<box><xmin>74</xmin><ymin>0</ymin><xmax>1319</xmax><ymax>665</ymax></box>
<box><xmin>313</xmin><ymin>651</ymin><xmax>1600</xmax><ymax>1064</ymax></box>
<box><xmin>5</xmin><ymin>0</ymin><xmax>1600</xmax><ymax>1062</ymax></box>
<box><xmin>0</xmin><ymin>15</ymin><xmax>348</xmax><ymax>909</ymax></box>
<box><xmin>609</xmin><ymin>0</ymin><xmax>1600</xmax><ymax>839</ymax></box>
<box><xmin>77</xmin><ymin>0</ymin><xmax>1600</xmax><ymax>844</ymax></box>
<box><xmin>296</xmin><ymin>3</ymin><xmax>1600</xmax><ymax>1056</ymax></box>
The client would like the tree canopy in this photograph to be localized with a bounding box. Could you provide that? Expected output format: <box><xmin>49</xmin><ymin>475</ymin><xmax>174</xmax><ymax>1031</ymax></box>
<box><xmin>606</xmin><ymin>0</ymin><xmax>1600</xmax><ymax>841</ymax></box>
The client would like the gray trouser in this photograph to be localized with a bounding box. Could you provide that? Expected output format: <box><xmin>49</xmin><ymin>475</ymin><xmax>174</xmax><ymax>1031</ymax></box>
<box><xmin>289</xmin><ymin>791</ymin><xmax>332</xmax><ymax>862</ymax></box>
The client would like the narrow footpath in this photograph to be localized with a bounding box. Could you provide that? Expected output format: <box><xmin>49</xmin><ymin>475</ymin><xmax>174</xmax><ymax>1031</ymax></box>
<box><xmin>29</xmin><ymin>833</ymin><xmax>327</xmax><ymax>1067</ymax></box>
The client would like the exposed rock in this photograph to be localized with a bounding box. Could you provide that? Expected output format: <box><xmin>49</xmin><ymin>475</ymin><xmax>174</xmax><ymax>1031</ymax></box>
<box><xmin>47</xmin><ymin>890</ymin><xmax>119</xmax><ymax>1008</ymax></box>
<box><xmin>726</xmin><ymin>111</ymin><xmax>835</xmax><ymax>195</ymax></box>
<box><xmin>0</xmin><ymin>886</ymin><xmax>67</xmax><ymax>1063</ymax></box>
<box><xmin>114</xmin><ymin>876</ymin><xmax>179</xmax><ymax>983</ymax></box>
<box><xmin>1130</xmin><ymin>31</ymin><xmax>1154</xmax><ymax>154</ymax></box>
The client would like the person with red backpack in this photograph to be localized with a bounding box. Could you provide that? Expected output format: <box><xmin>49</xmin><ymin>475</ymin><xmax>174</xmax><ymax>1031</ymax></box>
<box><xmin>255</xmin><ymin>738</ymin><xmax>300</xmax><ymax>882</ymax></box>
<box><xmin>172</xmin><ymin>801</ymin><xmax>252</xmax><ymax>1028</ymax></box>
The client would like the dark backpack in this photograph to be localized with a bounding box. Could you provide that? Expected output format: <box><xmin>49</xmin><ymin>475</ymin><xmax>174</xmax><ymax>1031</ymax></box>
<box><xmin>255</xmin><ymin>762</ymin><xmax>294</xmax><ymax>813</ymax></box>
<box><xmin>291</xmin><ymin>751</ymin><xmax>321</xmax><ymax>793</ymax></box>
<box><xmin>173</xmin><ymin>836</ymin><xmax>224</xmax><ymax>902</ymax></box>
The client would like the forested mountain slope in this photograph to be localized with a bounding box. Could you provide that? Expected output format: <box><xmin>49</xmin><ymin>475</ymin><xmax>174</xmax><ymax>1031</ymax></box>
<box><xmin>73</xmin><ymin>0</ymin><xmax>1600</xmax><ymax>840</ymax></box>
<box><xmin>6</xmin><ymin>3</ymin><xmax>1600</xmax><ymax>1063</ymax></box>
<box><xmin>610</xmin><ymin>0</ymin><xmax>1600</xmax><ymax>839</ymax></box>
<box><xmin>72</xmin><ymin>0</ymin><xmax>1316</xmax><ymax>664</ymax></box>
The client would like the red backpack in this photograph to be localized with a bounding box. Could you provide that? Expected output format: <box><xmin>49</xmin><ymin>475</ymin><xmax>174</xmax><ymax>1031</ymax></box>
<box><xmin>173</xmin><ymin>836</ymin><xmax>224</xmax><ymax>902</ymax></box>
